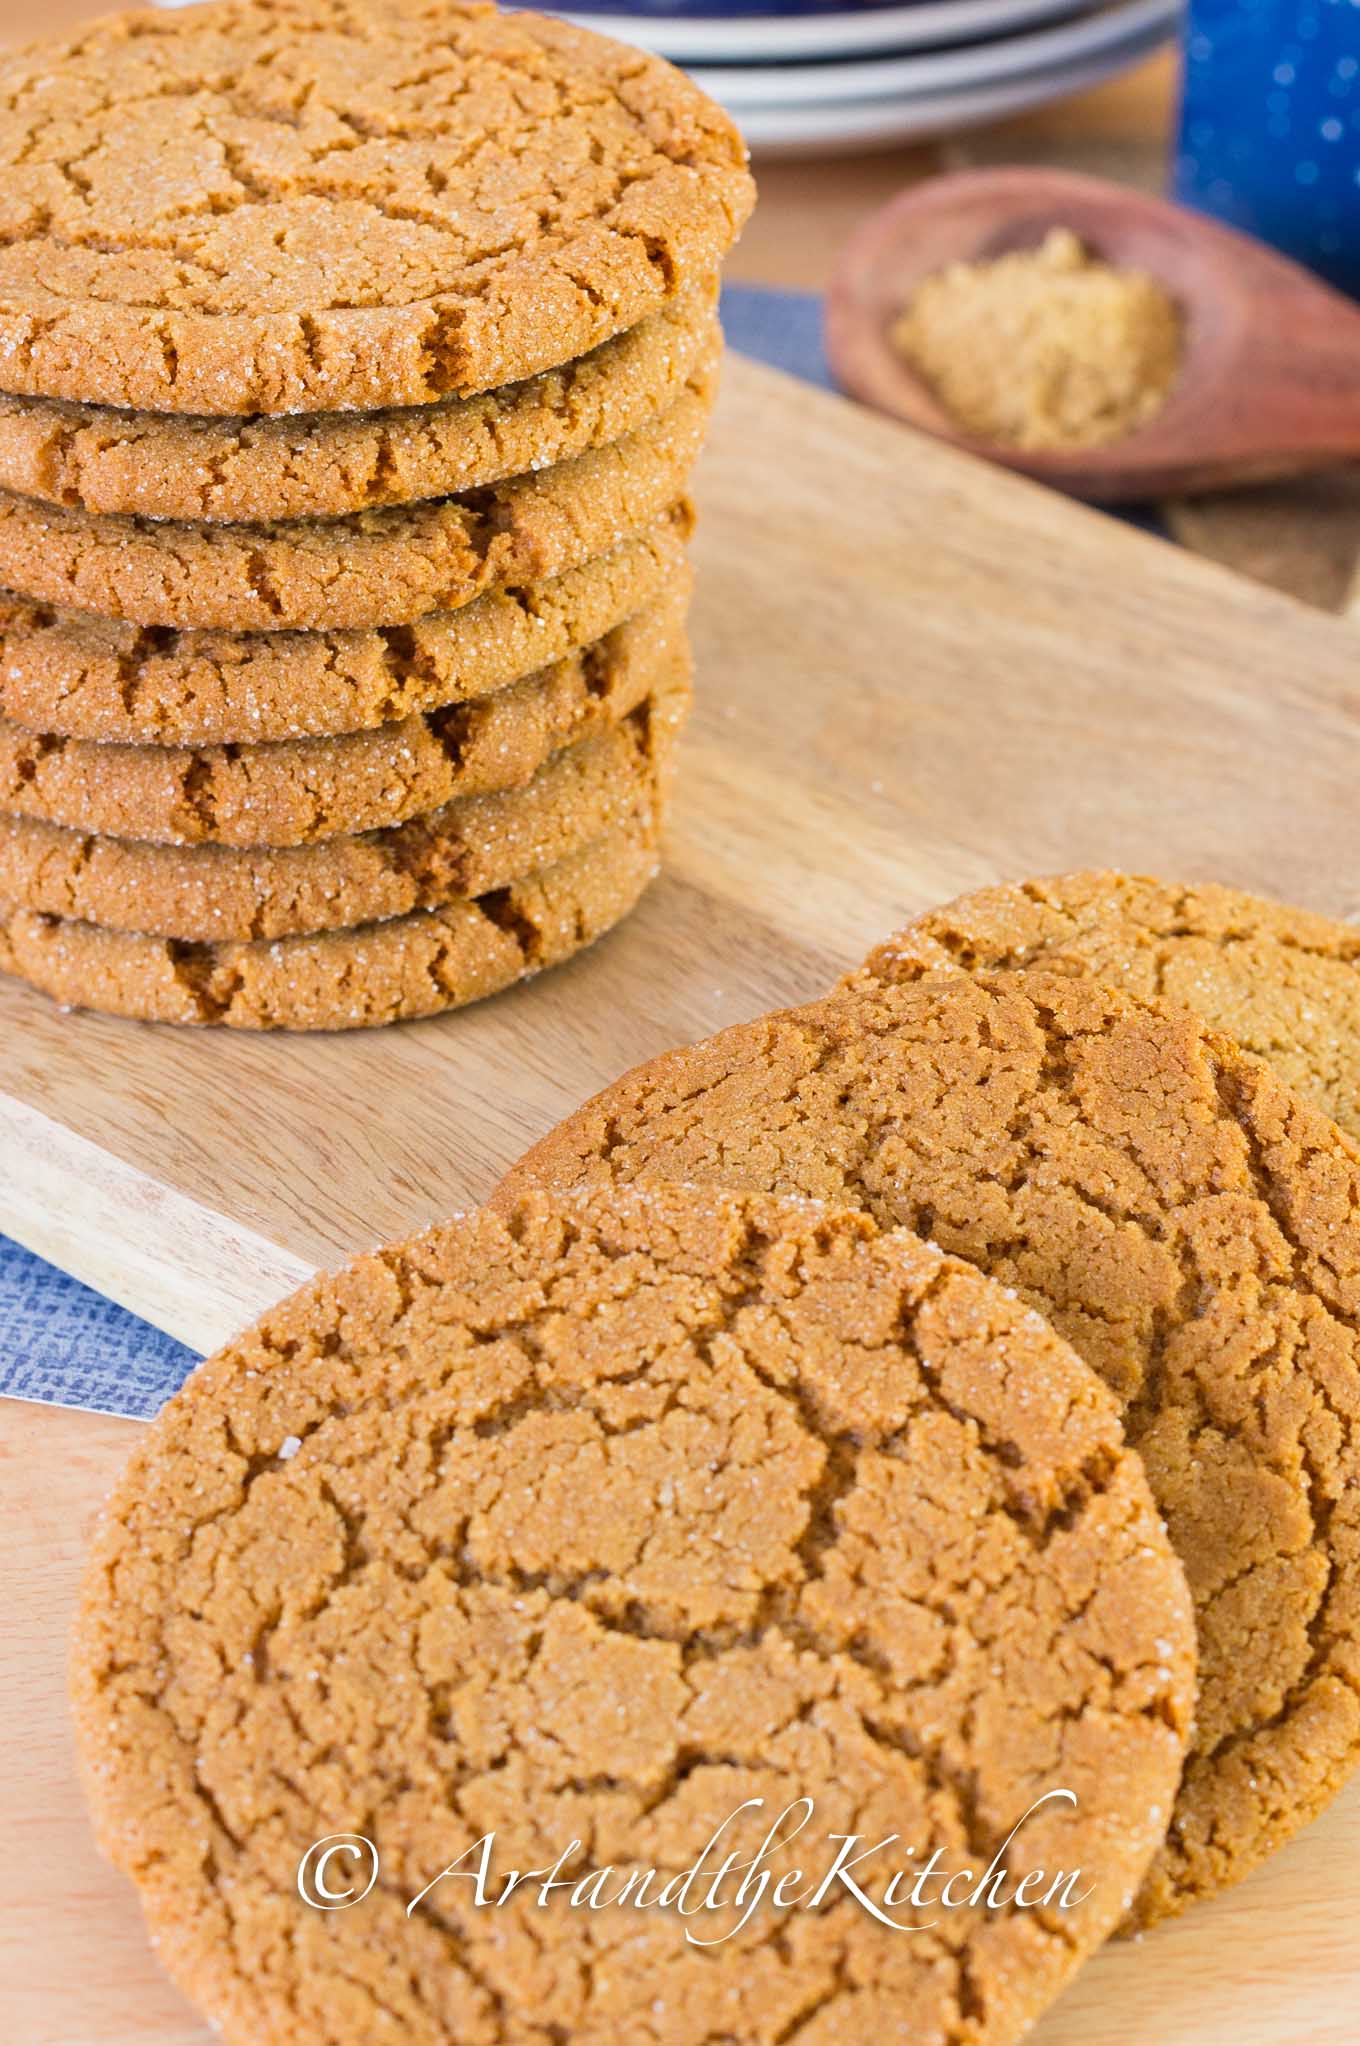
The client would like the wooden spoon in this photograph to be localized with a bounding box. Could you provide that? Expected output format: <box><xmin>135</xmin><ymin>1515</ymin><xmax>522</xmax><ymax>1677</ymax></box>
<box><xmin>824</xmin><ymin>167</ymin><xmax>1360</xmax><ymax>502</ymax></box>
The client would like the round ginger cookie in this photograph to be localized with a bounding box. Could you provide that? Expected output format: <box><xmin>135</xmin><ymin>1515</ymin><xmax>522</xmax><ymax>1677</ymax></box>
<box><xmin>0</xmin><ymin>809</ymin><xmax>660</xmax><ymax>1028</ymax></box>
<box><xmin>0</xmin><ymin>0</ymin><xmax>753</xmax><ymax>416</ymax></box>
<box><xmin>72</xmin><ymin>1180</ymin><xmax>1194</xmax><ymax>2046</ymax></box>
<box><xmin>0</xmin><ymin>665</ymin><xmax>686</xmax><ymax>941</ymax></box>
<box><xmin>0</xmin><ymin>288</ymin><xmax>718</xmax><ymax>525</ymax></box>
<box><xmin>0</xmin><ymin>592</ymin><xmax>686</xmax><ymax>848</ymax></box>
<box><xmin>847</xmin><ymin>870</ymin><xmax>1360</xmax><ymax>1147</ymax></box>
<box><xmin>0</xmin><ymin>372</ymin><xmax>713</xmax><ymax>631</ymax></box>
<box><xmin>0</xmin><ymin>508</ymin><xmax>691</xmax><ymax>746</ymax></box>
<box><xmin>501</xmin><ymin>968</ymin><xmax>1360</xmax><ymax>1926</ymax></box>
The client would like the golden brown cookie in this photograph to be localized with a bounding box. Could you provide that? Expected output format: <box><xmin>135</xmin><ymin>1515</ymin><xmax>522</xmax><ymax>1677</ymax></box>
<box><xmin>0</xmin><ymin>373</ymin><xmax>713</xmax><ymax>630</ymax></box>
<box><xmin>0</xmin><ymin>0</ymin><xmax>753</xmax><ymax>415</ymax></box>
<box><xmin>0</xmin><ymin>508</ymin><xmax>690</xmax><ymax>745</ymax></box>
<box><xmin>502</xmin><ymin>968</ymin><xmax>1360</xmax><ymax>1927</ymax></box>
<box><xmin>0</xmin><ymin>289</ymin><xmax>717</xmax><ymax>524</ymax></box>
<box><xmin>0</xmin><ymin>665</ymin><xmax>685</xmax><ymax>941</ymax></box>
<box><xmin>0</xmin><ymin>811</ymin><xmax>657</xmax><ymax>1029</ymax></box>
<box><xmin>72</xmin><ymin>1178</ymin><xmax>1194</xmax><ymax>2046</ymax></box>
<box><xmin>847</xmin><ymin>872</ymin><xmax>1360</xmax><ymax>1146</ymax></box>
<box><xmin>0</xmin><ymin>592</ymin><xmax>686</xmax><ymax>847</ymax></box>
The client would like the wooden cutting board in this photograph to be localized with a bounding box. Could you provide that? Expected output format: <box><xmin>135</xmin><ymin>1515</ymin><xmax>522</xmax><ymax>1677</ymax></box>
<box><xmin>6</xmin><ymin>352</ymin><xmax>1360</xmax><ymax>1352</ymax></box>
<box><xmin>4</xmin><ymin>351</ymin><xmax>1360</xmax><ymax>2045</ymax></box>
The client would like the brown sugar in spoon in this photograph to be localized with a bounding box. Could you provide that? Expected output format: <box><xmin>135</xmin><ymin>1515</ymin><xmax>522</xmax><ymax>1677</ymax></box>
<box><xmin>825</xmin><ymin>167</ymin><xmax>1360</xmax><ymax>502</ymax></box>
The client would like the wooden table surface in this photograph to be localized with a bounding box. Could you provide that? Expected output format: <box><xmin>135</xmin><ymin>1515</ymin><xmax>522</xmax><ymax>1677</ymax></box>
<box><xmin>3</xmin><ymin>11</ymin><xmax>1357</xmax><ymax>2044</ymax></box>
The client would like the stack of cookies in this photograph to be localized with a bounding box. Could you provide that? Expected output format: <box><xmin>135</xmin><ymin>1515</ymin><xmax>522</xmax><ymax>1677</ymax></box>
<box><xmin>0</xmin><ymin>0</ymin><xmax>754</xmax><ymax>1029</ymax></box>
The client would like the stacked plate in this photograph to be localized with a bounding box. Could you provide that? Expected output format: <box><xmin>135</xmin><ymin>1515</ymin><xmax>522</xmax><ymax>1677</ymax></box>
<box><xmin>556</xmin><ymin>0</ymin><xmax>1181</xmax><ymax>154</ymax></box>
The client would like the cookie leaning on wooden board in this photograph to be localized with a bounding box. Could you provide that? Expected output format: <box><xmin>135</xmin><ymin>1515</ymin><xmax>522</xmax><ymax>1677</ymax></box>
<box><xmin>844</xmin><ymin>870</ymin><xmax>1360</xmax><ymax>1143</ymax></box>
<box><xmin>499</xmin><ymin>965</ymin><xmax>1360</xmax><ymax>1927</ymax></box>
<box><xmin>0</xmin><ymin>0</ymin><xmax>755</xmax><ymax>414</ymax></box>
<box><xmin>72</xmin><ymin>1179</ymin><xmax>1194</xmax><ymax>2046</ymax></box>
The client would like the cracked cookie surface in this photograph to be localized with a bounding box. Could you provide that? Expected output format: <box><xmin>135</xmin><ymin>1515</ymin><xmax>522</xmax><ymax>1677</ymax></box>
<box><xmin>0</xmin><ymin>0</ymin><xmax>754</xmax><ymax>414</ymax></box>
<box><xmin>0</xmin><ymin>288</ymin><xmax>717</xmax><ymax>523</ymax></box>
<box><xmin>0</xmin><ymin>809</ymin><xmax>658</xmax><ymax>1027</ymax></box>
<box><xmin>0</xmin><ymin>660</ymin><xmax>686</xmax><ymax>940</ymax></box>
<box><xmin>501</xmin><ymin>968</ymin><xmax>1360</xmax><ymax>1925</ymax></box>
<box><xmin>72</xmin><ymin>1180</ymin><xmax>1193</xmax><ymax>2046</ymax></box>
<box><xmin>0</xmin><ymin>373</ymin><xmax>713</xmax><ymax>630</ymax></box>
<box><xmin>0</xmin><ymin>591</ymin><xmax>685</xmax><ymax>846</ymax></box>
<box><xmin>0</xmin><ymin>508</ymin><xmax>690</xmax><ymax>744</ymax></box>
<box><xmin>846</xmin><ymin>871</ymin><xmax>1360</xmax><ymax>1147</ymax></box>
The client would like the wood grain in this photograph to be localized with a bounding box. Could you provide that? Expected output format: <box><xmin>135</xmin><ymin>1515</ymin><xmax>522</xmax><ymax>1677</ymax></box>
<box><xmin>4</xmin><ymin>353</ymin><xmax>1360</xmax><ymax>2042</ymax></box>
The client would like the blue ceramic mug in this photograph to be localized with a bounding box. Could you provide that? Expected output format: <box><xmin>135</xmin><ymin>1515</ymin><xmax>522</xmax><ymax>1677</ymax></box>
<box><xmin>1175</xmin><ymin>0</ymin><xmax>1360</xmax><ymax>295</ymax></box>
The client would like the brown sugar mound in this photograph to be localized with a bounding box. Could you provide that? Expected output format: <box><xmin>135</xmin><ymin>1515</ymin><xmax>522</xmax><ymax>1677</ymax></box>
<box><xmin>72</xmin><ymin>1181</ymin><xmax>1193</xmax><ymax>2046</ymax></box>
<box><xmin>891</xmin><ymin>229</ymin><xmax>1181</xmax><ymax>450</ymax></box>
<box><xmin>0</xmin><ymin>0</ymin><xmax>754</xmax><ymax>415</ymax></box>
<box><xmin>847</xmin><ymin>871</ymin><xmax>1360</xmax><ymax>1145</ymax></box>
<box><xmin>501</xmin><ymin>969</ymin><xmax>1360</xmax><ymax>1927</ymax></box>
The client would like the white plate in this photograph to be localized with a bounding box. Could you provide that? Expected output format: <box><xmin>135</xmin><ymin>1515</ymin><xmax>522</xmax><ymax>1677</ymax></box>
<box><xmin>553</xmin><ymin>0</ymin><xmax>1101</xmax><ymax>64</ymax></box>
<box><xmin>693</xmin><ymin>0</ymin><xmax>1176</xmax><ymax>104</ymax></box>
<box><xmin>734</xmin><ymin>23</ymin><xmax>1170</xmax><ymax>151</ymax></box>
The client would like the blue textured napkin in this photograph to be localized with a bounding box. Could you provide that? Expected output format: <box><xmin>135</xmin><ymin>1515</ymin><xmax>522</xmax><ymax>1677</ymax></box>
<box><xmin>0</xmin><ymin>1233</ymin><xmax>194</xmax><ymax>1418</ymax></box>
<box><xmin>721</xmin><ymin>282</ymin><xmax>832</xmax><ymax>388</ymax></box>
<box><xmin>0</xmin><ymin>285</ymin><xmax>829</xmax><ymax>1423</ymax></box>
